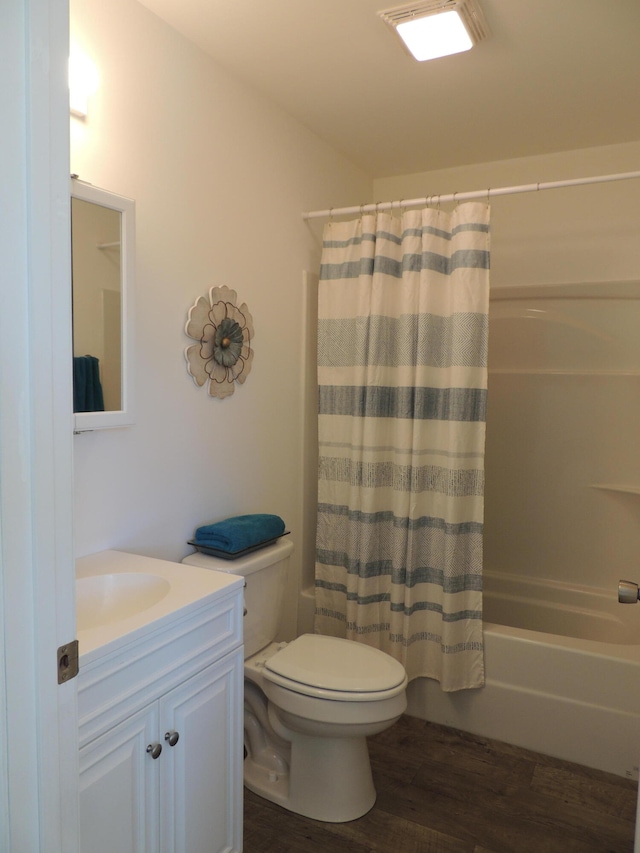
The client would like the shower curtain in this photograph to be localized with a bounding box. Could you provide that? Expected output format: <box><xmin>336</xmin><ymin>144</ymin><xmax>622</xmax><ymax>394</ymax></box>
<box><xmin>314</xmin><ymin>203</ymin><xmax>490</xmax><ymax>691</ymax></box>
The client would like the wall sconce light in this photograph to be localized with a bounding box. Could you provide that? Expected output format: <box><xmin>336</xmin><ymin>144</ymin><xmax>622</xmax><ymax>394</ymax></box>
<box><xmin>69</xmin><ymin>53</ymin><xmax>100</xmax><ymax>118</ymax></box>
<box><xmin>379</xmin><ymin>0</ymin><xmax>489</xmax><ymax>62</ymax></box>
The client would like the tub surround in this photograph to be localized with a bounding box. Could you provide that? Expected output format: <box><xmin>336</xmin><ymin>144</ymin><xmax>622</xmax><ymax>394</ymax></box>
<box><xmin>483</xmin><ymin>571</ymin><xmax>640</xmax><ymax>645</ymax></box>
<box><xmin>407</xmin><ymin>279</ymin><xmax>640</xmax><ymax>781</ymax></box>
<box><xmin>409</xmin><ymin>573</ymin><xmax>640</xmax><ymax>781</ymax></box>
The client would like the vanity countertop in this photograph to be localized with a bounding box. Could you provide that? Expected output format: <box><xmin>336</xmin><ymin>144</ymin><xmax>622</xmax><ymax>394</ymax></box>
<box><xmin>76</xmin><ymin>548</ymin><xmax>242</xmax><ymax>664</ymax></box>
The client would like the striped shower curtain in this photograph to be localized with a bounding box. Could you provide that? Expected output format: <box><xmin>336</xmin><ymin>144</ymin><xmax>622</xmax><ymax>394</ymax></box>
<box><xmin>314</xmin><ymin>203</ymin><xmax>490</xmax><ymax>692</ymax></box>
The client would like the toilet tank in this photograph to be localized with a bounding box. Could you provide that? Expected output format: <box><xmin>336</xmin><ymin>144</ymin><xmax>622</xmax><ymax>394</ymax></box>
<box><xmin>181</xmin><ymin>537</ymin><xmax>294</xmax><ymax>657</ymax></box>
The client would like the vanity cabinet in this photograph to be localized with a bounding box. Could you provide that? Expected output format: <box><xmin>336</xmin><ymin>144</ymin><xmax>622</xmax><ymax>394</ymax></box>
<box><xmin>78</xmin><ymin>579</ymin><xmax>243</xmax><ymax>853</ymax></box>
<box><xmin>79</xmin><ymin>702</ymin><xmax>159</xmax><ymax>852</ymax></box>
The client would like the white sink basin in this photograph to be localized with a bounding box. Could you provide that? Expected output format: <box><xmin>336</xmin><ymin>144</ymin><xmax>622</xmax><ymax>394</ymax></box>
<box><xmin>75</xmin><ymin>549</ymin><xmax>242</xmax><ymax>662</ymax></box>
<box><xmin>77</xmin><ymin>572</ymin><xmax>171</xmax><ymax>631</ymax></box>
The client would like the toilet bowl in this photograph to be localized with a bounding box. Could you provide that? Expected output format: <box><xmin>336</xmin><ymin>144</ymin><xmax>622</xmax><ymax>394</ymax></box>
<box><xmin>182</xmin><ymin>538</ymin><xmax>407</xmax><ymax>822</ymax></box>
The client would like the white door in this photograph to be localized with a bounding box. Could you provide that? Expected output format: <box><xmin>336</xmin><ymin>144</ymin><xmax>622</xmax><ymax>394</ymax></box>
<box><xmin>0</xmin><ymin>0</ymin><xmax>79</xmax><ymax>850</ymax></box>
<box><xmin>159</xmin><ymin>649</ymin><xmax>244</xmax><ymax>853</ymax></box>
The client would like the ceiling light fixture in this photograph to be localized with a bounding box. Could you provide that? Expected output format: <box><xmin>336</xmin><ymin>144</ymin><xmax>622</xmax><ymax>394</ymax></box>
<box><xmin>379</xmin><ymin>0</ymin><xmax>489</xmax><ymax>62</ymax></box>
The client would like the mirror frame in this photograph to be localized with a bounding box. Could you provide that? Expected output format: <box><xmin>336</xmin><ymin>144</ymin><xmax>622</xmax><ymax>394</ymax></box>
<box><xmin>71</xmin><ymin>178</ymin><xmax>136</xmax><ymax>432</ymax></box>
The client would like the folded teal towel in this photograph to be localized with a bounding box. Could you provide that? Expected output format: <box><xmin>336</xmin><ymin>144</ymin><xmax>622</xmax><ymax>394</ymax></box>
<box><xmin>194</xmin><ymin>514</ymin><xmax>286</xmax><ymax>553</ymax></box>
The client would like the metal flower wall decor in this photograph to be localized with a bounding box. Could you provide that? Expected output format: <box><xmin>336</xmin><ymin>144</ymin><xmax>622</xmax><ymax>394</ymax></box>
<box><xmin>185</xmin><ymin>285</ymin><xmax>254</xmax><ymax>399</ymax></box>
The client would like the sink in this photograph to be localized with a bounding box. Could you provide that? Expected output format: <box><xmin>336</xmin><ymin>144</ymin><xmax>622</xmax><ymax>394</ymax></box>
<box><xmin>77</xmin><ymin>572</ymin><xmax>171</xmax><ymax>631</ymax></box>
<box><xmin>75</xmin><ymin>549</ymin><xmax>243</xmax><ymax>661</ymax></box>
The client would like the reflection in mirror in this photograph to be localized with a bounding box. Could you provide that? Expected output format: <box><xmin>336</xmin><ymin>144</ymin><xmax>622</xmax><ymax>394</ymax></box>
<box><xmin>72</xmin><ymin>198</ymin><xmax>122</xmax><ymax>411</ymax></box>
<box><xmin>71</xmin><ymin>179</ymin><xmax>135</xmax><ymax>432</ymax></box>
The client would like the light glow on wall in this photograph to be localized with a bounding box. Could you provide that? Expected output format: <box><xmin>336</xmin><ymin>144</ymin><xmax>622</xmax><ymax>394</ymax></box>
<box><xmin>69</xmin><ymin>52</ymin><xmax>100</xmax><ymax>118</ymax></box>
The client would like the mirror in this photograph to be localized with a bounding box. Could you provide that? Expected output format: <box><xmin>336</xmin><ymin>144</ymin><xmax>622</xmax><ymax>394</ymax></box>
<box><xmin>71</xmin><ymin>178</ymin><xmax>135</xmax><ymax>431</ymax></box>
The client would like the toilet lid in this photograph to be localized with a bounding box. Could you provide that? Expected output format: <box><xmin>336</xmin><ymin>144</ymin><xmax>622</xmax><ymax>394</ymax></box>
<box><xmin>264</xmin><ymin>634</ymin><xmax>406</xmax><ymax>693</ymax></box>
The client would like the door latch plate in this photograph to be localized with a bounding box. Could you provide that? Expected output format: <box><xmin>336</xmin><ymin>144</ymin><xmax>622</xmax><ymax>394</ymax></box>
<box><xmin>57</xmin><ymin>640</ymin><xmax>79</xmax><ymax>684</ymax></box>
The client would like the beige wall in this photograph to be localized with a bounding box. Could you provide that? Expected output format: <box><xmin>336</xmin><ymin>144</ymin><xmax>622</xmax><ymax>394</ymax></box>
<box><xmin>70</xmin><ymin>0</ymin><xmax>370</xmax><ymax>639</ymax></box>
<box><xmin>374</xmin><ymin>141</ymin><xmax>640</xmax><ymax>287</ymax></box>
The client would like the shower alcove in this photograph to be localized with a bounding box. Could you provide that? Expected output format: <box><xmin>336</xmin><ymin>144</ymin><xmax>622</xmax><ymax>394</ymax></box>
<box><xmin>408</xmin><ymin>279</ymin><xmax>640</xmax><ymax>779</ymax></box>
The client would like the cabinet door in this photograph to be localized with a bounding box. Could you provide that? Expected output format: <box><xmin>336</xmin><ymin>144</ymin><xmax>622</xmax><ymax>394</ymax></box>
<box><xmin>159</xmin><ymin>646</ymin><xmax>243</xmax><ymax>853</ymax></box>
<box><xmin>79</xmin><ymin>704</ymin><xmax>159</xmax><ymax>853</ymax></box>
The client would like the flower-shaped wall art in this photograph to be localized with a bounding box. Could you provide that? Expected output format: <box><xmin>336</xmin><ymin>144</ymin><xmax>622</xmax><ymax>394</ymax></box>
<box><xmin>184</xmin><ymin>285</ymin><xmax>254</xmax><ymax>399</ymax></box>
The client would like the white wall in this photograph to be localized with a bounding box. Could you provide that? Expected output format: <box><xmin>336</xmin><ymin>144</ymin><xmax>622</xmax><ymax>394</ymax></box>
<box><xmin>375</xmin><ymin>143</ymin><xmax>640</xmax><ymax>593</ymax></box>
<box><xmin>70</xmin><ymin>0</ymin><xmax>370</xmax><ymax>639</ymax></box>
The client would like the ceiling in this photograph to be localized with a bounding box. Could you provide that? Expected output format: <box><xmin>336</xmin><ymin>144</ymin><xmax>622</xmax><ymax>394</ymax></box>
<box><xmin>137</xmin><ymin>0</ymin><xmax>640</xmax><ymax>177</ymax></box>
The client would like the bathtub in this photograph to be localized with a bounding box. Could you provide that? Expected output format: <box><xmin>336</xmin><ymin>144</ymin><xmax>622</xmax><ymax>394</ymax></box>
<box><xmin>406</xmin><ymin>571</ymin><xmax>640</xmax><ymax>780</ymax></box>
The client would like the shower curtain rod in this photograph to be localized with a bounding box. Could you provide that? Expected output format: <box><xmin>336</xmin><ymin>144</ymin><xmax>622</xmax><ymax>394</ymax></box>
<box><xmin>302</xmin><ymin>169</ymin><xmax>640</xmax><ymax>221</ymax></box>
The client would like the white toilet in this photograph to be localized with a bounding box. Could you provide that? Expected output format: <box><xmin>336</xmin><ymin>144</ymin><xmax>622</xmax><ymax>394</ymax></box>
<box><xmin>182</xmin><ymin>537</ymin><xmax>407</xmax><ymax>822</ymax></box>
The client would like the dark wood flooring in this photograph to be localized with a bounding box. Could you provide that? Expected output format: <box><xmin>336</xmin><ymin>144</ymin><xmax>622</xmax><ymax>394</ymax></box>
<box><xmin>243</xmin><ymin>715</ymin><xmax>637</xmax><ymax>853</ymax></box>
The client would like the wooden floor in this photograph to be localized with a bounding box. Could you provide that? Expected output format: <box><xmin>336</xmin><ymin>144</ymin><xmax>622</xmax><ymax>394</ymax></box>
<box><xmin>243</xmin><ymin>715</ymin><xmax>637</xmax><ymax>853</ymax></box>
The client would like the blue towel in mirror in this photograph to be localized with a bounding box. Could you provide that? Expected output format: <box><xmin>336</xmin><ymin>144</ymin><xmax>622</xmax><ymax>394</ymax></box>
<box><xmin>195</xmin><ymin>514</ymin><xmax>285</xmax><ymax>553</ymax></box>
<box><xmin>73</xmin><ymin>355</ymin><xmax>105</xmax><ymax>413</ymax></box>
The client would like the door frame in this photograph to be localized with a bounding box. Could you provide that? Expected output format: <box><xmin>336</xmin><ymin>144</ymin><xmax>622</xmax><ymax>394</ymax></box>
<box><xmin>0</xmin><ymin>0</ymin><xmax>79</xmax><ymax>849</ymax></box>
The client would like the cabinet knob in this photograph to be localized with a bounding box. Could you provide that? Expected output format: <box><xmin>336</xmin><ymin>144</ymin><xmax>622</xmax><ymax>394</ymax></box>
<box><xmin>164</xmin><ymin>730</ymin><xmax>180</xmax><ymax>747</ymax></box>
<box><xmin>146</xmin><ymin>742</ymin><xmax>162</xmax><ymax>759</ymax></box>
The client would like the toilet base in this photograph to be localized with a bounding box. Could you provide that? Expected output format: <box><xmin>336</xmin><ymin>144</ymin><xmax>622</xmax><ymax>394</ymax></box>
<box><xmin>244</xmin><ymin>730</ymin><xmax>376</xmax><ymax>823</ymax></box>
<box><xmin>243</xmin><ymin>642</ymin><xmax>406</xmax><ymax>823</ymax></box>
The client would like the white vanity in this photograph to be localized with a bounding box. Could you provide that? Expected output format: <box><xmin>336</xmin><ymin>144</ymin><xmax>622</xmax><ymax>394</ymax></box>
<box><xmin>76</xmin><ymin>550</ymin><xmax>244</xmax><ymax>853</ymax></box>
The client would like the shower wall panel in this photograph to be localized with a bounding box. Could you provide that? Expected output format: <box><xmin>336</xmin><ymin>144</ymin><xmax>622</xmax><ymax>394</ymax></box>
<box><xmin>483</xmin><ymin>281</ymin><xmax>640</xmax><ymax>591</ymax></box>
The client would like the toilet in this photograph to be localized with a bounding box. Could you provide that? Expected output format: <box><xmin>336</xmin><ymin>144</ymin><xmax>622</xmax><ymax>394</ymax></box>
<box><xmin>182</xmin><ymin>537</ymin><xmax>407</xmax><ymax>822</ymax></box>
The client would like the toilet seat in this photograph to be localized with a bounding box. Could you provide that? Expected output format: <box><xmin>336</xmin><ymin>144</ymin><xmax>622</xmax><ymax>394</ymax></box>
<box><xmin>263</xmin><ymin>634</ymin><xmax>407</xmax><ymax>702</ymax></box>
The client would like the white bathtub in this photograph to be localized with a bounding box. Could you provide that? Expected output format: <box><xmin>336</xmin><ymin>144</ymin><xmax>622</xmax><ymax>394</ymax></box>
<box><xmin>406</xmin><ymin>571</ymin><xmax>640</xmax><ymax>780</ymax></box>
<box><xmin>483</xmin><ymin>571</ymin><xmax>639</xmax><ymax>644</ymax></box>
